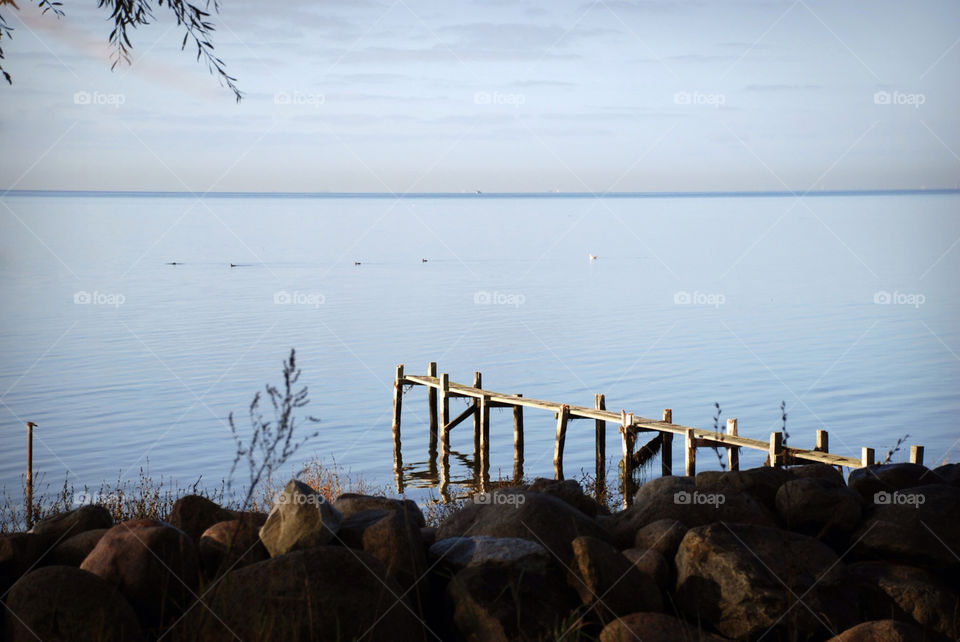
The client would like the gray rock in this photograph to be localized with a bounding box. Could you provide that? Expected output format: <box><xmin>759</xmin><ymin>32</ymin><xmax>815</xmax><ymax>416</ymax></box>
<box><xmin>167</xmin><ymin>495</ymin><xmax>234</xmax><ymax>542</ymax></box>
<box><xmin>338</xmin><ymin>508</ymin><xmax>426</xmax><ymax>599</ymax></box>
<box><xmin>49</xmin><ymin>527</ymin><xmax>108</xmax><ymax>566</ymax></box>
<box><xmin>30</xmin><ymin>504</ymin><xmax>113</xmax><ymax>540</ymax></box>
<box><xmin>848</xmin><ymin>463</ymin><xmax>942</xmax><ymax>501</ymax></box>
<box><xmin>775</xmin><ymin>477</ymin><xmax>863</xmax><ymax>536</ymax></box>
<box><xmin>622</xmin><ymin>547</ymin><xmax>671</xmax><ymax>591</ymax></box>
<box><xmin>429</xmin><ymin>535</ymin><xmax>550</xmax><ymax>573</ymax></box>
<box><xmin>333</xmin><ymin>493</ymin><xmax>425</xmax><ymax>528</ymax></box>
<box><xmin>787</xmin><ymin>463</ymin><xmax>845</xmax><ymax>487</ymax></box>
<box><xmin>633</xmin><ymin>518</ymin><xmax>687</xmax><ymax>559</ymax></box>
<box><xmin>258</xmin><ymin>479</ymin><xmax>342</xmax><ymax>556</ymax></box>
<box><xmin>675</xmin><ymin>522</ymin><xmax>844</xmax><ymax>640</ymax></box>
<box><xmin>568</xmin><ymin>535</ymin><xmax>663</xmax><ymax>619</ymax></box>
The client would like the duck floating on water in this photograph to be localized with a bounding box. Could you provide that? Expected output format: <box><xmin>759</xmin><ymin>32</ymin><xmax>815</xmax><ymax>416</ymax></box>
<box><xmin>588</xmin><ymin>254</ymin><xmax>597</xmax><ymax>262</ymax></box>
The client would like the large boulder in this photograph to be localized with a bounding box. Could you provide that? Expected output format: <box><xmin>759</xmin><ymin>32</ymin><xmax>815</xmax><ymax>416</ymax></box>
<box><xmin>1</xmin><ymin>533</ymin><xmax>50</xmax><ymax>596</ymax></box>
<box><xmin>30</xmin><ymin>504</ymin><xmax>113</xmax><ymax>540</ymax></box>
<box><xmin>258</xmin><ymin>479</ymin><xmax>342</xmax><ymax>557</ymax></box>
<box><xmin>333</xmin><ymin>493</ymin><xmax>425</xmax><ymax>528</ymax></box>
<box><xmin>852</xmin><ymin>483</ymin><xmax>960</xmax><ymax>572</ymax></box>
<box><xmin>197</xmin><ymin>518</ymin><xmax>269</xmax><ymax>579</ymax></box>
<box><xmin>428</xmin><ymin>535</ymin><xmax>550</xmax><ymax>574</ymax></box>
<box><xmin>48</xmin><ymin>527</ymin><xmax>108</xmax><ymax>566</ymax></box>
<box><xmin>436</xmin><ymin>489</ymin><xmax>610</xmax><ymax>563</ymax></box>
<box><xmin>634</xmin><ymin>475</ymin><xmax>693</xmax><ymax>504</ymax></box>
<box><xmin>826</xmin><ymin>620</ymin><xmax>925</xmax><ymax>642</ymax></box>
<box><xmin>934</xmin><ymin>463</ymin><xmax>960</xmax><ymax>487</ymax></box>
<box><xmin>821</xmin><ymin>561</ymin><xmax>960</xmax><ymax>639</ymax></box>
<box><xmin>3</xmin><ymin>566</ymin><xmax>144</xmax><ymax>642</ymax></box>
<box><xmin>633</xmin><ymin>518</ymin><xmax>687</xmax><ymax>559</ymax></box>
<box><xmin>167</xmin><ymin>495</ymin><xmax>234</xmax><ymax>542</ymax></box>
<box><xmin>787</xmin><ymin>463</ymin><xmax>845</xmax><ymax>487</ymax></box>
<box><xmin>675</xmin><ymin>523</ymin><xmax>844</xmax><ymax>640</ymax></box>
<box><xmin>567</xmin><ymin>535</ymin><xmax>662</xmax><ymax>619</ymax></box>
<box><xmin>80</xmin><ymin>519</ymin><xmax>199</xmax><ymax>630</ymax></box>
<box><xmin>847</xmin><ymin>463</ymin><xmax>942</xmax><ymax>501</ymax></box>
<box><xmin>608</xmin><ymin>483</ymin><xmax>776</xmax><ymax>550</ymax></box>
<box><xmin>445</xmin><ymin>561</ymin><xmax>579</xmax><ymax>641</ymax></box>
<box><xmin>696</xmin><ymin>466</ymin><xmax>795</xmax><ymax>512</ymax></box>
<box><xmin>775</xmin><ymin>477</ymin><xmax>863</xmax><ymax>537</ymax></box>
<box><xmin>169</xmin><ymin>546</ymin><xmax>424</xmax><ymax>641</ymax></box>
<box><xmin>338</xmin><ymin>508</ymin><xmax>427</xmax><ymax>600</ymax></box>
<box><xmin>598</xmin><ymin>612</ymin><xmax>728</xmax><ymax>642</ymax></box>
<box><xmin>527</xmin><ymin>477</ymin><xmax>609</xmax><ymax>517</ymax></box>
<box><xmin>622</xmin><ymin>547</ymin><xmax>671</xmax><ymax>592</ymax></box>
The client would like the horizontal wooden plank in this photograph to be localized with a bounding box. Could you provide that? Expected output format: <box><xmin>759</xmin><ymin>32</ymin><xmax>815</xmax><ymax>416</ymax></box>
<box><xmin>403</xmin><ymin>374</ymin><xmax>865</xmax><ymax>468</ymax></box>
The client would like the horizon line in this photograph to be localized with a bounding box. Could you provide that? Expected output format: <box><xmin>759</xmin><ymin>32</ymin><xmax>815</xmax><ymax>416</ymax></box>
<box><xmin>3</xmin><ymin>187</ymin><xmax>959</xmax><ymax>200</ymax></box>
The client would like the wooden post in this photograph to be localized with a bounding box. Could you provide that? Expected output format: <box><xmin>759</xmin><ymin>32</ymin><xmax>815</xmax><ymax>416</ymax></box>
<box><xmin>661</xmin><ymin>409</ymin><xmax>673</xmax><ymax>477</ymax></box>
<box><xmin>595</xmin><ymin>394</ymin><xmax>606</xmax><ymax>494</ymax></box>
<box><xmin>554</xmin><ymin>404</ymin><xmax>570</xmax><ymax>480</ymax></box>
<box><xmin>769</xmin><ymin>432</ymin><xmax>783</xmax><ymax>468</ymax></box>
<box><xmin>472</xmin><ymin>372</ymin><xmax>482</xmax><ymax>470</ymax></box>
<box><xmin>684</xmin><ymin>427</ymin><xmax>696</xmax><ymax>476</ymax></box>
<box><xmin>427</xmin><ymin>362</ymin><xmax>438</xmax><ymax>461</ymax></box>
<box><xmin>391</xmin><ymin>365</ymin><xmax>404</xmax><ymax>492</ymax></box>
<box><xmin>726</xmin><ymin>418</ymin><xmax>739</xmax><ymax>471</ymax></box>
<box><xmin>26</xmin><ymin>422</ymin><xmax>36</xmax><ymax>530</ymax></box>
<box><xmin>479</xmin><ymin>395</ymin><xmax>491</xmax><ymax>490</ymax></box>
<box><xmin>621</xmin><ymin>411</ymin><xmax>636</xmax><ymax>507</ymax></box>
<box><xmin>438</xmin><ymin>373</ymin><xmax>450</xmax><ymax>461</ymax></box>
<box><xmin>861</xmin><ymin>447</ymin><xmax>875</xmax><ymax>467</ymax></box>
<box><xmin>815</xmin><ymin>429</ymin><xmax>828</xmax><ymax>453</ymax></box>
<box><xmin>909</xmin><ymin>445</ymin><xmax>924</xmax><ymax>465</ymax></box>
<box><xmin>513</xmin><ymin>394</ymin><xmax>524</xmax><ymax>482</ymax></box>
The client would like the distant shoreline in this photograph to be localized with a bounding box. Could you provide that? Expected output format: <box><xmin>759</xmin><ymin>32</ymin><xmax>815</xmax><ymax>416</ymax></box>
<box><xmin>4</xmin><ymin>188</ymin><xmax>959</xmax><ymax>200</ymax></box>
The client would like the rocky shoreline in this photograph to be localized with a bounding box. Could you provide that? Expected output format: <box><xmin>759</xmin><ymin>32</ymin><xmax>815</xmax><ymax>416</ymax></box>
<box><xmin>2</xmin><ymin>462</ymin><xmax>958</xmax><ymax>641</ymax></box>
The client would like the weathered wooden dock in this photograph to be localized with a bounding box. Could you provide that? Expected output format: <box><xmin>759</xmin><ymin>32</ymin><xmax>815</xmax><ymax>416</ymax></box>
<box><xmin>391</xmin><ymin>363</ymin><xmax>926</xmax><ymax>505</ymax></box>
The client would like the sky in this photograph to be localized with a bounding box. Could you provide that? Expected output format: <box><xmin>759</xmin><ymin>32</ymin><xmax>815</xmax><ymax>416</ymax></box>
<box><xmin>1</xmin><ymin>0</ymin><xmax>958</xmax><ymax>193</ymax></box>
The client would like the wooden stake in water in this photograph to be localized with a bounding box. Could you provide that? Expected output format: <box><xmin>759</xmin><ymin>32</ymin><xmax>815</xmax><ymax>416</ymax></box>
<box><xmin>427</xmin><ymin>362</ymin><xmax>438</xmax><ymax>463</ymax></box>
<box><xmin>513</xmin><ymin>394</ymin><xmax>524</xmax><ymax>482</ymax></box>
<box><xmin>595</xmin><ymin>394</ymin><xmax>606</xmax><ymax>494</ymax></box>
<box><xmin>554</xmin><ymin>404</ymin><xmax>570</xmax><ymax>480</ymax></box>
<box><xmin>661</xmin><ymin>409</ymin><xmax>673</xmax><ymax>477</ymax></box>
<box><xmin>26</xmin><ymin>422</ymin><xmax>36</xmax><ymax>530</ymax></box>
<box><xmin>726</xmin><ymin>418</ymin><xmax>739</xmax><ymax>471</ymax></box>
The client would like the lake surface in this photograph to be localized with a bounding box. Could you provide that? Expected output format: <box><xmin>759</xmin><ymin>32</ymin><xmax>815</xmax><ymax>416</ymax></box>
<box><xmin>1</xmin><ymin>191</ymin><xmax>958</xmax><ymax>505</ymax></box>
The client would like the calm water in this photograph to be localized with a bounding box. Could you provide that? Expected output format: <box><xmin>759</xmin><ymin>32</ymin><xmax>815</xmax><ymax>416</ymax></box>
<box><xmin>1</xmin><ymin>192</ymin><xmax>959</xmax><ymax>504</ymax></box>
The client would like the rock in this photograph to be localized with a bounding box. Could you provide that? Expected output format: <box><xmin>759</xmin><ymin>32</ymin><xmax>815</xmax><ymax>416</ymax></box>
<box><xmin>167</xmin><ymin>495</ymin><xmax>234</xmax><ymax>542</ymax></box>
<box><xmin>822</xmin><ymin>561</ymin><xmax>960</xmax><ymax>639</ymax></box>
<box><xmin>568</xmin><ymin>536</ymin><xmax>662</xmax><ymax>619</ymax></box>
<box><xmin>420</xmin><ymin>526</ymin><xmax>437</xmax><ymax>549</ymax></box>
<box><xmin>258</xmin><ymin>479</ymin><xmax>342</xmax><ymax>557</ymax></box>
<box><xmin>826</xmin><ymin>620</ymin><xmax>926</xmax><ymax>642</ymax></box>
<box><xmin>338</xmin><ymin>508</ymin><xmax>427</xmax><ymax>598</ymax></box>
<box><xmin>848</xmin><ymin>463</ymin><xmax>942</xmax><ymax>501</ymax></box>
<box><xmin>333</xmin><ymin>493</ymin><xmax>425</xmax><ymax>528</ymax></box>
<box><xmin>608</xmin><ymin>483</ymin><xmax>776</xmax><ymax>550</ymax></box>
<box><xmin>429</xmin><ymin>536</ymin><xmax>550</xmax><ymax>573</ymax></box>
<box><xmin>446</xmin><ymin>562</ymin><xmax>578</xmax><ymax>641</ymax></box>
<box><xmin>852</xmin><ymin>483</ymin><xmax>960</xmax><ymax>571</ymax></box>
<box><xmin>436</xmin><ymin>489</ymin><xmax>611</xmax><ymax>563</ymax></box>
<box><xmin>622</xmin><ymin>548</ymin><xmax>670</xmax><ymax>591</ymax></box>
<box><xmin>0</xmin><ymin>533</ymin><xmax>49</xmax><ymax>596</ymax></box>
<box><xmin>3</xmin><ymin>566</ymin><xmax>144</xmax><ymax>642</ymax></box>
<box><xmin>788</xmin><ymin>463</ymin><xmax>845</xmax><ymax>487</ymax></box>
<box><xmin>80</xmin><ymin>519</ymin><xmax>198</xmax><ymax>629</ymax></box>
<box><xmin>633</xmin><ymin>518</ymin><xmax>687</xmax><ymax>559</ymax></box>
<box><xmin>775</xmin><ymin>477</ymin><xmax>863</xmax><ymax>536</ymax></box>
<box><xmin>170</xmin><ymin>546</ymin><xmax>424</xmax><ymax>641</ymax></box>
<box><xmin>598</xmin><ymin>612</ymin><xmax>729</xmax><ymax>642</ymax></box>
<box><xmin>48</xmin><ymin>528</ymin><xmax>108</xmax><ymax>566</ymax></box>
<box><xmin>934</xmin><ymin>463</ymin><xmax>960</xmax><ymax>487</ymax></box>
<box><xmin>634</xmin><ymin>475</ymin><xmax>694</xmax><ymax>504</ymax></box>
<box><xmin>30</xmin><ymin>504</ymin><xmax>113</xmax><ymax>540</ymax></box>
<box><xmin>675</xmin><ymin>522</ymin><xmax>844</xmax><ymax>640</ymax></box>
<box><xmin>696</xmin><ymin>466</ymin><xmax>795</xmax><ymax>512</ymax></box>
<box><xmin>197</xmin><ymin>518</ymin><xmax>269</xmax><ymax>579</ymax></box>
<box><xmin>527</xmin><ymin>477</ymin><xmax>609</xmax><ymax>517</ymax></box>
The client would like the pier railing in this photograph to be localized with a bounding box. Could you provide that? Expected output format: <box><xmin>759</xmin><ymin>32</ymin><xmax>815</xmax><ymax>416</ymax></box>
<box><xmin>391</xmin><ymin>363</ymin><xmax>926</xmax><ymax>506</ymax></box>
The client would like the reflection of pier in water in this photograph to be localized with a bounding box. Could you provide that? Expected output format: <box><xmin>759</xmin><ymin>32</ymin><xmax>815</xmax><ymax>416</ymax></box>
<box><xmin>395</xmin><ymin>448</ymin><xmax>496</xmax><ymax>502</ymax></box>
<box><xmin>392</xmin><ymin>362</ymin><xmax>928</xmax><ymax>507</ymax></box>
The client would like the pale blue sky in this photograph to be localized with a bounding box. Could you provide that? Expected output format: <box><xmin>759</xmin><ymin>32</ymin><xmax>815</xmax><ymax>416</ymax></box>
<box><xmin>1</xmin><ymin>0</ymin><xmax>958</xmax><ymax>192</ymax></box>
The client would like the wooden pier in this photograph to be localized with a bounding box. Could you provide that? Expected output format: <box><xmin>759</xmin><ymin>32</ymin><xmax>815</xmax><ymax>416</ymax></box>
<box><xmin>391</xmin><ymin>363</ymin><xmax>927</xmax><ymax>506</ymax></box>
